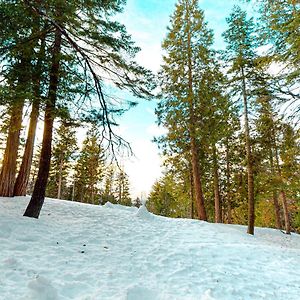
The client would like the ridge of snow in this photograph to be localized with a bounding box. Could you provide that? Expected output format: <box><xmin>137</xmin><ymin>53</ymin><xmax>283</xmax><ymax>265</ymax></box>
<box><xmin>1</xmin><ymin>196</ymin><xmax>300</xmax><ymax>299</ymax></box>
<box><xmin>135</xmin><ymin>205</ymin><xmax>154</xmax><ymax>220</ymax></box>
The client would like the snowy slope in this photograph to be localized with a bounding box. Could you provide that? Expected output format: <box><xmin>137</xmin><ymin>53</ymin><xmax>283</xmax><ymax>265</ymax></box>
<box><xmin>0</xmin><ymin>197</ymin><xmax>300</xmax><ymax>300</ymax></box>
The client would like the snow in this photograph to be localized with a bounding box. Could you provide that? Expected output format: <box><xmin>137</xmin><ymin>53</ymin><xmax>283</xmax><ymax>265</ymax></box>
<box><xmin>1</xmin><ymin>197</ymin><xmax>300</xmax><ymax>300</ymax></box>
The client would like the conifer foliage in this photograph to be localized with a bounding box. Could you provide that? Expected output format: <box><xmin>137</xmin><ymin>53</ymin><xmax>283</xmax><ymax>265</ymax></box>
<box><xmin>46</xmin><ymin>122</ymin><xmax>78</xmax><ymax>200</ymax></box>
<box><xmin>150</xmin><ymin>0</ymin><xmax>299</xmax><ymax>234</ymax></box>
<box><xmin>0</xmin><ymin>0</ymin><xmax>153</xmax><ymax>218</ymax></box>
<box><xmin>159</xmin><ymin>0</ymin><xmax>215</xmax><ymax>221</ymax></box>
<box><xmin>74</xmin><ymin>126</ymin><xmax>105</xmax><ymax>204</ymax></box>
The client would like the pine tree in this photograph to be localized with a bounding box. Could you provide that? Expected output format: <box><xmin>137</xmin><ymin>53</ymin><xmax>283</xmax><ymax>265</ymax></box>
<box><xmin>133</xmin><ymin>197</ymin><xmax>142</xmax><ymax>208</ymax></box>
<box><xmin>147</xmin><ymin>172</ymin><xmax>191</xmax><ymax>218</ymax></box>
<box><xmin>147</xmin><ymin>179</ymin><xmax>175</xmax><ymax>217</ymax></box>
<box><xmin>116</xmin><ymin>169</ymin><xmax>132</xmax><ymax>206</ymax></box>
<box><xmin>223</xmin><ymin>6</ymin><xmax>258</xmax><ymax>234</ymax></box>
<box><xmin>101</xmin><ymin>165</ymin><xmax>117</xmax><ymax>204</ymax></box>
<box><xmin>254</xmin><ymin>91</ymin><xmax>286</xmax><ymax>230</ymax></box>
<box><xmin>74</xmin><ymin>127</ymin><xmax>105</xmax><ymax>204</ymax></box>
<box><xmin>46</xmin><ymin>122</ymin><xmax>78</xmax><ymax>200</ymax></box>
<box><xmin>158</xmin><ymin>0</ymin><xmax>216</xmax><ymax>221</ymax></box>
<box><xmin>196</xmin><ymin>60</ymin><xmax>237</xmax><ymax>223</ymax></box>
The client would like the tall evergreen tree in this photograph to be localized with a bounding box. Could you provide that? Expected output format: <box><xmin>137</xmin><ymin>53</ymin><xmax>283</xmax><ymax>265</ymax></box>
<box><xmin>223</xmin><ymin>6</ymin><xmax>258</xmax><ymax>234</ymax></box>
<box><xmin>158</xmin><ymin>0</ymin><xmax>216</xmax><ymax>221</ymax></box>
<box><xmin>46</xmin><ymin>122</ymin><xmax>78</xmax><ymax>200</ymax></box>
<box><xmin>101</xmin><ymin>165</ymin><xmax>117</xmax><ymax>204</ymax></box>
<box><xmin>115</xmin><ymin>168</ymin><xmax>132</xmax><ymax>206</ymax></box>
<box><xmin>255</xmin><ymin>94</ymin><xmax>283</xmax><ymax>229</ymax></box>
<box><xmin>74</xmin><ymin>127</ymin><xmax>105</xmax><ymax>204</ymax></box>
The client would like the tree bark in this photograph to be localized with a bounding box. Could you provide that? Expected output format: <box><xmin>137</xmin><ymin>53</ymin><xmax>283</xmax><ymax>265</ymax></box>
<box><xmin>190</xmin><ymin>129</ymin><xmax>207</xmax><ymax>220</ymax></box>
<box><xmin>269</xmin><ymin>150</ymin><xmax>282</xmax><ymax>229</ymax></box>
<box><xmin>189</xmin><ymin>164</ymin><xmax>194</xmax><ymax>219</ymax></box>
<box><xmin>212</xmin><ymin>144</ymin><xmax>222</xmax><ymax>223</ymax></box>
<box><xmin>0</xmin><ymin>99</ymin><xmax>24</xmax><ymax>197</ymax></box>
<box><xmin>72</xmin><ymin>181</ymin><xmax>75</xmax><ymax>201</ymax></box>
<box><xmin>24</xmin><ymin>26</ymin><xmax>62</xmax><ymax>218</ymax></box>
<box><xmin>280</xmin><ymin>190</ymin><xmax>291</xmax><ymax>234</ymax></box>
<box><xmin>241</xmin><ymin>67</ymin><xmax>255</xmax><ymax>235</ymax></box>
<box><xmin>272</xmin><ymin>192</ymin><xmax>282</xmax><ymax>229</ymax></box>
<box><xmin>274</xmin><ymin>136</ymin><xmax>291</xmax><ymax>234</ymax></box>
<box><xmin>14</xmin><ymin>32</ymin><xmax>45</xmax><ymax>196</ymax></box>
<box><xmin>14</xmin><ymin>100</ymin><xmax>40</xmax><ymax>196</ymax></box>
<box><xmin>57</xmin><ymin>157</ymin><xmax>63</xmax><ymax>199</ymax></box>
<box><xmin>225</xmin><ymin>141</ymin><xmax>232</xmax><ymax>224</ymax></box>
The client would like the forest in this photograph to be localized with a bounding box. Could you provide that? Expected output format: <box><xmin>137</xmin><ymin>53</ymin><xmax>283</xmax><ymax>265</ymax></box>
<box><xmin>0</xmin><ymin>0</ymin><xmax>299</xmax><ymax>236</ymax></box>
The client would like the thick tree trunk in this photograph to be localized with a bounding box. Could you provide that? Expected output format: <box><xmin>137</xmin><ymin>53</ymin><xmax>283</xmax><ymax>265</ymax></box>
<box><xmin>190</xmin><ymin>136</ymin><xmax>207</xmax><ymax>220</ymax></box>
<box><xmin>14</xmin><ymin>100</ymin><xmax>40</xmax><ymax>196</ymax></box>
<box><xmin>213</xmin><ymin>144</ymin><xmax>222</xmax><ymax>223</ymax></box>
<box><xmin>0</xmin><ymin>100</ymin><xmax>24</xmax><ymax>196</ymax></box>
<box><xmin>241</xmin><ymin>67</ymin><xmax>255</xmax><ymax>235</ymax></box>
<box><xmin>24</xmin><ymin>26</ymin><xmax>62</xmax><ymax>218</ymax></box>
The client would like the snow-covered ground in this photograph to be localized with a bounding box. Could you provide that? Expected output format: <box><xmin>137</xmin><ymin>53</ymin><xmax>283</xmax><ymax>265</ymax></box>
<box><xmin>0</xmin><ymin>197</ymin><xmax>300</xmax><ymax>300</ymax></box>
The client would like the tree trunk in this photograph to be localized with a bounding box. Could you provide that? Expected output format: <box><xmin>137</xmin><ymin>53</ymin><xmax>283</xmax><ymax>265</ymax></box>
<box><xmin>57</xmin><ymin>158</ymin><xmax>63</xmax><ymax>199</ymax></box>
<box><xmin>186</xmin><ymin>2</ymin><xmax>207</xmax><ymax>221</ymax></box>
<box><xmin>189</xmin><ymin>164</ymin><xmax>194</xmax><ymax>219</ymax></box>
<box><xmin>269</xmin><ymin>150</ymin><xmax>282</xmax><ymax>229</ymax></box>
<box><xmin>241</xmin><ymin>67</ymin><xmax>255</xmax><ymax>235</ymax></box>
<box><xmin>225</xmin><ymin>141</ymin><xmax>232</xmax><ymax>224</ymax></box>
<box><xmin>71</xmin><ymin>180</ymin><xmax>75</xmax><ymax>201</ymax></box>
<box><xmin>14</xmin><ymin>100</ymin><xmax>40</xmax><ymax>196</ymax></box>
<box><xmin>190</xmin><ymin>136</ymin><xmax>207</xmax><ymax>220</ymax></box>
<box><xmin>14</xmin><ymin>32</ymin><xmax>45</xmax><ymax>196</ymax></box>
<box><xmin>24</xmin><ymin>26</ymin><xmax>62</xmax><ymax>218</ymax></box>
<box><xmin>213</xmin><ymin>144</ymin><xmax>222</xmax><ymax>223</ymax></box>
<box><xmin>274</xmin><ymin>136</ymin><xmax>291</xmax><ymax>234</ymax></box>
<box><xmin>91</xmin><ymin>186</ymin><xmax>95</xmax><ymax>204</ymax></box>
<box><xmin>272</xmin><ymin>192</ymin><xmax>282</xmax><ymax>229</ymax></box>
<box><xmin>280</xmin><ymin>190</ymin><xmax>291</xmax><ymax>234</ymax></box>
<box><xmin>0</xmin><ymin>100</ymin><xmax>24</xmax><ymax>196</ymax></box>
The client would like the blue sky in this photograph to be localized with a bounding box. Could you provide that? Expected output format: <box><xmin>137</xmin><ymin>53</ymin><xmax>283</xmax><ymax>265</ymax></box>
<box><xmin>115</xmin><ymin>0</ymin><xmax>253</xmax><ymax>198</ymax></box>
